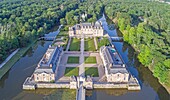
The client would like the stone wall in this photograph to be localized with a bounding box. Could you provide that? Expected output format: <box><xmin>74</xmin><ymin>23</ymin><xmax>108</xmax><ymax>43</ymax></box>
<box><xmin>93</xmin><ymin>83</ymin><xmax>127</xmax><ymax>89</ymax></box>
<box><xmin>36</xmin><ymin>83</ymin><xmax>70</xmax><ymax>89</ymax></box>
<box><xmin>23</xmin><ymin>84</ymin><xmax>35</xmax><ymax>90</ymax></box>
<box><xmin>128</xmin><ymin>85</ymin><xmax>141</xmax><ymax>90</ymax></box>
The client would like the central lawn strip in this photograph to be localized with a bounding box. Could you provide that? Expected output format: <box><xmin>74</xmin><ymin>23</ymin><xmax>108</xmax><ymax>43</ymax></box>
<box><xmin>84</xmin><ymin>38</ymin><xmax>96</xmax><ymax>51</ymax></box>
<box><xmin>64</xmin><ymin>67</ymin><xmax>79</xmax><ymax>76</ymax></box>
<box><xmin>69</xmin><ymin>38</ymin><xmax>80</xmax><ymax>51</ymax></box>
<box><xmin>85</xmin><ymin>67</ymin><xmax>99</xmax><ymax>77</ymax></box>
<box><xmin>67</xmin><ymin>56</ymin><xmax>79</xmax><ymax>64</ymax></box>
<box><xmin>84</xmin><ymin>56</ymin><xmax>97</xmax><ymax>64</ymax></box>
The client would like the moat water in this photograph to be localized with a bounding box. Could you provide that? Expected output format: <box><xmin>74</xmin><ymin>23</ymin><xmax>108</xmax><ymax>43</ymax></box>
<box><xmin>0</xmin><ymin>40</ymin><xmax>169</xmax><ymax>100</ymax></box>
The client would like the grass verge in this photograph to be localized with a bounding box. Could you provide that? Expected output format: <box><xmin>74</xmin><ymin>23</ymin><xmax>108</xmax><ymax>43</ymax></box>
<box><xmin>84</xmin><ymin>38</ymin><xmax>96</xmax><ymax>51</ymax></box>
<box><xmin>85</xmin><ymin>67</ymin><xmax>99</xmax><ymax>77</ymax></box>
<box><xmin>64</xmin><ymin>67</ymin><xmax>79</xmax><ymax>76</ymax></box>
<box><xmin>0</xmin><ymin>40</ymin><xmax>37</xmax><ymax>79</ymax></box>
<box><xmin>69</xmin><ymin>38</ymin><xmax>80</xmax><ymax>51</ymax></box>
<box><xmin>84</xmin><ymin>56</ymin><xmax>97</xmax><ymax>64</ymax></box>
<box><xmin>67</xmin><ymin>56</ymin><xmax>79</xmax><ymax>64</ymax></box>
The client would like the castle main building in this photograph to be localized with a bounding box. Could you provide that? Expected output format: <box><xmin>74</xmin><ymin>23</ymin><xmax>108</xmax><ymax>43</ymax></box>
<box><xmin>69</xmin><ymin>22</ymin><xmax>104</xmax><ymax>37</ymax></box>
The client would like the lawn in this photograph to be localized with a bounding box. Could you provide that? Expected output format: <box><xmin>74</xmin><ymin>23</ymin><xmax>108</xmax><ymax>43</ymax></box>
<box><xmin>84</xmin><ymin>38</ymin><xmax>96</xmax><ymax>51</ymax></box>
<box><xmin>67</xmin><ymin>56</ymin><xmax>79</xmax><ymax>64</ymax></box>
<box><xmin>69</xmin><ymin>38</ymin><xmax>80</xmax><ymax>51</ymax></box>
<box><xmin>97</xmin><ymin>37</ymin><xmax>110</xmax><ymax>49</ymax></box>
<box><xmin>84</xmin><ymin>56</ymin><xmax>97</xmax><ymax>64</ymax></box>
<box><xmin>64</xmin><ymin>67</ymin><xmax>79</xmax><ymax>77</ymax></box>
<box><xmin>85</xmin><ymin>67</ymin><xmax>99</xmax><ymax>77</ymax></box>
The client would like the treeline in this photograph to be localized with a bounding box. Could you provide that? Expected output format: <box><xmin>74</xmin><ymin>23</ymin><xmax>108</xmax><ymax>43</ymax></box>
<box><xmin>1</xmin><ymin>0</ymin><xmax>170</xmax><ymax>88</ymax></box>
<box><xmin>105</xmin><ymin>0</ymin><xmax>170</xmax><ymax>86</ymax></box>
<box><xmin>0</xmin><ymin>0</ymin><xmax>79</xmax><ymax>62</ymax></box>
<box><xmin>0</xmin><ymin>0</ymin><xmax>104</xmax><ymax>62</ymax></box>
<box><xmin>60</xmin><ymin>0</ymin><xmax>104</xmax><ymax>30</ymax></box>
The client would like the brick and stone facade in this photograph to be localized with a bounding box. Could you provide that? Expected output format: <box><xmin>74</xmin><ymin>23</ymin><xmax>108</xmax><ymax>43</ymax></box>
<box><xmin>69</xmin><ymin>22</ymin><xmax>104</xmax><ymax>37</ymax></box>
<box><xmin>33</xmin><ymin>45</ymin><xmax>63</xmax><ymax>82</ymax></box>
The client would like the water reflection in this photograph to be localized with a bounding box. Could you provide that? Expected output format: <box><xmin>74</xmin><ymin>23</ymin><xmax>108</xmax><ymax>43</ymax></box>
<box><xmin>87</xmin><ymin>42</ymin><xmax>169</xmax><ymax>100</ymax></box>
<box><xmin>0</xmin><ymin>41</ymin><xmax>52</xmax><ymax>99</ymax></box>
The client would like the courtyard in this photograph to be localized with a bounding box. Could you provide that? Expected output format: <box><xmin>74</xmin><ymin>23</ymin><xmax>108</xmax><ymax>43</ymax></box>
<box><xmin>56</xmin><ymin>52</ymin><xmax>105</xmax><ymax>82</ymax></box>
<box><xmin>55</xmin><ymin>35</ymin><xmax>106</xmax><ymax>82</ymax></box>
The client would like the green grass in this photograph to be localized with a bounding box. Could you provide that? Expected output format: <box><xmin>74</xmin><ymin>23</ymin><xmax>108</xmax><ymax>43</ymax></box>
<box><xmin>97</xmin><ymin>37</ymin><xmax>110</xmax><ymax>49</ymax></box>
<box><xmin>85</xmin><ymin>67</ymin><xmax>99</xmax><ymax>77</ymax></box>
<box><xmin>84</xmin><ymin>56</ymin><xmax>97</xmax><ymax>64</ymax></box>
<box><xmin>67</xmin><ymin>56</ymin><xmax>79</xmax><ymax>64</ymax></box>
<box><xmin>84</xmin><ymin>38</ymin><xmax>96</xmax><ymax>51</ymax></box>
<box><xmin>64</xmin><ymin>67</ymin><xmax>79</xmax><ymax>76</ymax></box>
<box><xmin>0</xmin><ymin>40</ymin><xmax>37</xmax><ymax>79</ymax></box>
<box><xmin>69</xmin><ymin>38</ymin><xmax>80</xmax><ymax>51</ymax></box>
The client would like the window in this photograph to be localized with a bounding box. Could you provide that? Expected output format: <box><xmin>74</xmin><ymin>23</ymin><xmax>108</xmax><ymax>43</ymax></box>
<box><xmin>37</xmin><ymin>77</ymin><xmax>39</xmax><ymax>80</ymax></box>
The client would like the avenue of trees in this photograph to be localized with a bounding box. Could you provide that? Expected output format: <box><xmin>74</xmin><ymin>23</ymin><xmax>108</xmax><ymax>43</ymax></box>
<box><xmin>105</xmin><ymin>0</ymin><xmax>170</xmax><ymax>86</ymax></box>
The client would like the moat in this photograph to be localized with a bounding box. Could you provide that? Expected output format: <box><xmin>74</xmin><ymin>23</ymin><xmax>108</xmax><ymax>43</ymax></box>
<box><xmin>0</xmin><ymin>40</ymin><xmax>169</xmax><ymax>100</ymax></box>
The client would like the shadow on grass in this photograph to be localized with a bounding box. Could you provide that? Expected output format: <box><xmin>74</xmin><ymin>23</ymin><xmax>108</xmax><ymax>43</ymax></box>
<box><xmin>84</xmin><ymin>38</ymin><xmax>96</xmax><ymax>51</ymax></box>
<box><xmin>68</xmin><ymin>38</ymin><xmax>80</xmax><ymax>51</ymax></box>
<box><xmin>85</xmin><ymin>67</ymin><xmax>99</xmax><ymax>77</ymax></box>
<box><xmin>84</xmin><ymin>56</ymin><xmax>97</xmax><ymax>64</ymax></box>
<box><xmin>67</xmin><ymin>56</ymin><xmax>79</xmax><ymax>64</ymax></box>
<box><xmin>64</xmin><ymin>67</ymin><xmax>79</xmax><ymax>77</ymax></box>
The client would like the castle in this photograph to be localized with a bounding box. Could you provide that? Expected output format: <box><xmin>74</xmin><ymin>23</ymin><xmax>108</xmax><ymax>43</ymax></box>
<box><xmin>69</xmin><ymin>22</ymin><xmax>104</xmax><ymax>37</ymax></box>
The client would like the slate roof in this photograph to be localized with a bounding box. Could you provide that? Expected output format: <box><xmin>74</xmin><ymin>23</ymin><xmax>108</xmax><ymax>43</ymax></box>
<box><xmin>34</xmin><ymin>68</ymin><xmax>54</xmax><ymax>74</ymax></box>
<box><xmin>109</xmin><ymin>67</ymin><xmax>128</xmax><ymax>74</ymax></box>
<box><xmin>70</xmin><ymin>22</ymin><xmax>103</xmax><ymax>31</ymax></box>
<box><xmin>100</xmin><ymin>46</ymin><xmax>129</xmax><ymax>74</ymax></box>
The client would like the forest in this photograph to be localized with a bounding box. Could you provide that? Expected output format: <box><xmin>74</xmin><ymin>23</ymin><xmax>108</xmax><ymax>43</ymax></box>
<box><xmin>0</xmin><ymin>0</ymin><xmax>169</xmax><ymax>90</ymax></box>
<box><xmin>104</xmin><ymin>0</ymin><xmax>170</xmax><ymax>87</ymax></box>
<box><xmin>0</xmin><ymin>0</ymin><xmax>79</xmax><ymax>62</ymax></box>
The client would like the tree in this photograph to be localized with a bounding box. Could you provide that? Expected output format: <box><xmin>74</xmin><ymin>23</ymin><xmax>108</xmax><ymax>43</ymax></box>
<box><xmin>60</xmin><ymin>18</ymin><xmax>66</xmax><ymax>25</ymax></box>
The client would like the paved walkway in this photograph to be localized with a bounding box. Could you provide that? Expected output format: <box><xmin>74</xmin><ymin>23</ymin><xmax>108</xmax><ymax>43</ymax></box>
<box><xmin>94</xmin><ymin>37</ymin><xmax>98</xmax><ymax>50</ymax></box>
<box><xmin>79</xmin><ymin>37</ymin><xmax>85</xmax><ymax>77</ymax></box>
<box><xmin>0</xmin><ymin>49</ymin><xmax>19</xmax><ymax>69</ymax></box>
<box><xmin>66</xmin><ymin>37</ymin><xmax>71</xmax><ymax>51</ymax></box>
